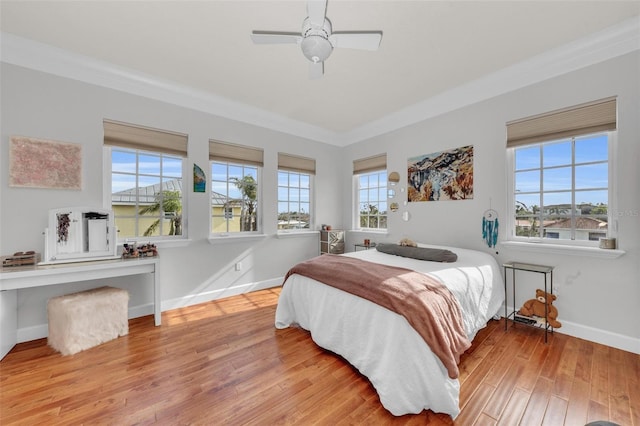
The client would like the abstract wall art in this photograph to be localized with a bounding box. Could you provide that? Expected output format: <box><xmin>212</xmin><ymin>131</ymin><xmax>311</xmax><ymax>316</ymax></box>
<box><xmin>9</xmin><ymin>136</ymin><xmax>82</xmax><ymax>190</ymax></box>
<box><xmin>407</xmin><ymin>145</ymin><xmax>473</xmax><ymax>202</ymax></box>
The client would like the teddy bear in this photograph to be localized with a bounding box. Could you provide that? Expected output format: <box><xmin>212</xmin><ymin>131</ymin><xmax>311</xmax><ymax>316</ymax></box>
<box><xmin>519</xmin><ymin>289</ymin><xmax>561</xmax><ymax>328</ymax></box>
<box><xmin>399</xmin><ymin>237</ymin><xmax>417</xmax><ymax>247</ymax></box>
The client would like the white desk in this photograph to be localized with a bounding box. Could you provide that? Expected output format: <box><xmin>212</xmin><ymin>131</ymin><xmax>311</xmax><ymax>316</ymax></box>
<box><xmin>0</xmin><ymin>257</ymin><xmax>160</xmax><ymax>359</ymax></box>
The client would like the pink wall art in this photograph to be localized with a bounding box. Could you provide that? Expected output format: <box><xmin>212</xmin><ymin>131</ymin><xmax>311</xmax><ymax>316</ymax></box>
<box><xmin>9</xmin><ymin>136</ymin><xmax>82</xmax><ymax>190</ymax></box>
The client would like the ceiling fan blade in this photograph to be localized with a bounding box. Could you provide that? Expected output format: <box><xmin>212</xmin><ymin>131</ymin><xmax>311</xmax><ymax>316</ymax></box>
<box><xmin>251</xmin><ymin>31</ymin><xmax>302</xmax><ymax>45</ymax></box>
<box><xmin>329</xmin><ymin>32</ymin><xmax>382</xmax><ymax>51</ymax></box>
<box><xmin>309</xmin><ymin>61</ymin><xmax>324</xmax><ymax>79</ymax></box>
<box><xmin>307</xmin><ymin>0</ymin><xmax>327</xmax><ymax>27</ymax></box>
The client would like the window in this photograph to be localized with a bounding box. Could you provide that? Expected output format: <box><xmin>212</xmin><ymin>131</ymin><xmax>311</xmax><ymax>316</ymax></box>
<box><xmin>353</xmin><ymin>154</ymin><xmax>387</xmax><ymax>230</ymax></box>
<box><xmin>512</xmin><ymin>134</ymin><xmax>610</xmax><ymax>242</ymax></box>
<box><xmin>210</xmin><ymin>140</ymin><xmax>263</xmax><ymax>235</ymax></box>
<box><xmin>224</xmin><ymin>206</ymin><xmax>234</xmax><ymax>220</ymax></box>
<box><xmin>104</xmin><ymin>120</ymin><xmax>187</xmax><ymax>241</ymax></box>
<box><xmin>277</xmin><ymin>171</ymin><xmax>311</xmax><ymax>230</ymax></box>
<box><xmin>507</xmin><ymin>98</ymin><xmax>616</xmax><ymax>246</ymax></box>
<box><xmin>278</xmin><ymin>153</ymin><xmax>315</xmax><ymax>231</ymax></box>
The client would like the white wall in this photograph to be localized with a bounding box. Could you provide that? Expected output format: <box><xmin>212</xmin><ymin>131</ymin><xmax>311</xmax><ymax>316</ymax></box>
<box><xmin>0</xmin><ymin>63</ymin><xmax>343</xmax><ymax>339</ymax></box>
<box><xmin>341</xmin><ymin>51</ymin><xmax>640</xmax><ymax>353</ymax></box>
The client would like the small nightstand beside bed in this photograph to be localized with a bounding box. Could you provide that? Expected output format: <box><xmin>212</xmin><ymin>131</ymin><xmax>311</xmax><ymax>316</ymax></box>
<box><xmin>275</xmin><ymin>243</ymin><xmax>504</xmax><ymax>418</ymax></box>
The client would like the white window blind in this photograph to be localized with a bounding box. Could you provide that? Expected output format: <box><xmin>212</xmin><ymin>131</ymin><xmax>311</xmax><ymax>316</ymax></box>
<box><xmin>209</xmin><ymin>140</ymin><xmax>264</xmax><ymax>167</ymax></box>
<box><xmin>353</xmin><ymin>153</ymin><xmax>387</xmax><ymax>174</ymax></box>
<box><xmin>278</xmin><ymin>153</ymin><xmax>316</xmax><ymax>175</ymax></box>
<box><xmin>103</xmin><ymin>119</ymin><xmax>188</xmax><ymax>156</ymax></box>
<box><xmin>506</xmin><ymin>97</ymin><xmax>616</xmax><ymax>148</ymax></box>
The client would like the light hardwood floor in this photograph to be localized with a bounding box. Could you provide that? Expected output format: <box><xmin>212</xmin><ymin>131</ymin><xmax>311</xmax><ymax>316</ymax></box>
<box><xmin>1</xmin><ymin>287</ymin><xmax>638</xmax><ymax>425</ymax></box>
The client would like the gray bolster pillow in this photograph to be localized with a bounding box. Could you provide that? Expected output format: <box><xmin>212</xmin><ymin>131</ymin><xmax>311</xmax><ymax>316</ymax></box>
<box><xmin>376</xmin><ymin>243</ymin><xmax>458</xmax><ymax>263</ymax></box>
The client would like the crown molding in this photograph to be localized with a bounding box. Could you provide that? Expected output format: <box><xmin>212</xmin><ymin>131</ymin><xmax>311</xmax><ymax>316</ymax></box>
<box><xmin>0</xmin><ymin>32</ymin><xmax>339</xmax><ymax>145</ymax></box>
<box><xmin>2</xmin><ymin>16</ymin><xmax>638</xmax><ymax>147</ymax></box>
<box><xmin>337</xmin><ymin>15</ymin><xmax>640</xmax><ymax>146</ymax></box>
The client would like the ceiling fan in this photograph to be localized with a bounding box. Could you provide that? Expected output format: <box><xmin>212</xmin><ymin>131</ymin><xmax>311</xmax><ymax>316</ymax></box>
<box><xmin>250</xmin><ymin>0</ymin><xmax>382</xmax><ymax>79</ymax></box>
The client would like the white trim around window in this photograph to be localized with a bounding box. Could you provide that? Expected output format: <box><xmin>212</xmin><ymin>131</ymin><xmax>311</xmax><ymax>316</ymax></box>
<box><xmin>352</xmin><ymin>169</ymin><xmax>388</xmax><ymax>231</ymax></box>
<box><xmin>276</xmin><ymin>169</ymin><xmax>315</xmax><ymax>235</ymax></box>
<box><xmin>104</xmin><ymin>145</ymin><xmax>189</xmax><ymax>244</ymax></box>
<box><xmin>505</xmin><ymin>131</ymin><xmax>624</xmax><ymax>257</ymax></box>
<box><xmin>209</xmin><ymin>160</ymin><xmax>263</xmax><ymax>237</ymax></box>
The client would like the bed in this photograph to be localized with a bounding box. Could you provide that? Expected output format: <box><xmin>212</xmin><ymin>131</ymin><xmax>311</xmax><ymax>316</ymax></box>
<box><xmin>275</xmin><ymin>244</ymin><xmax>504</xmax><ymax>418</ymax></box>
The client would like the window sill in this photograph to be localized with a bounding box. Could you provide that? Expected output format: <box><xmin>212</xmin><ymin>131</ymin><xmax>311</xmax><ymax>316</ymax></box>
<box><xmin>208</xmin><ymin>234</ymin><xmax>268</xmax><ymax>245</ymax></box>
<box><xmin>349</xmin><ymin>229</ymin><xmax>389</xmax><ymax>235</ymax></box>
<box><xmin>501</xmin><ymin>241</ymin><xmax>625</xmax><ymax>259</ymax></box>
<box><xmin>276</xmin><ymin>230</ymin><xmax>319</xmax><ymax>239</ymax></box>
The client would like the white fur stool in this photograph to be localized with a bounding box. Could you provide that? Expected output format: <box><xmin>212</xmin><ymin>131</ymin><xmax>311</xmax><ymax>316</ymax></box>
<box><xmin>47</xmin><ymin>286</ymin><xmax>129</xmax><ymax>355</ymax></box>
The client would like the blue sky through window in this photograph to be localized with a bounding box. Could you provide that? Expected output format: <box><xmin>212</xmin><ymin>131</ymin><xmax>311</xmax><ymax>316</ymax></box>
<box><xmin>515</xmin><ymin>134</ymin><xmax>608</xmax><ymax>207</ymax></box>
<box><xmin>112</xmin><ymin>150</ymin><xmax>182</xmax><ymax>193</ymax></box>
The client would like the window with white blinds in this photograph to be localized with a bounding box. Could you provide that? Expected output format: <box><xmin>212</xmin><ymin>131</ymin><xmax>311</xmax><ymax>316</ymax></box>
<box><xmin>353</xmin><ymin>153</ymin><xmax>387</xmax><ymax>230</ymax></box>
<box><xmin>506</xmin><ymin>98</ymin><xmax>617</xmax><ymax>246</ymax></box>
<box><xmin>278</xmin><ymin>153</ymin><xmax>316</xmax><ymax>231</ymax></box>
<box><xmin>209</xmin><ymin>140</ymin><xmax>262</xmax><ymax>235</ymax></box>
<box><xmin>104</xmin><ymin>120</ymin><xmax>187</xmax><ymax>240</ymax></box>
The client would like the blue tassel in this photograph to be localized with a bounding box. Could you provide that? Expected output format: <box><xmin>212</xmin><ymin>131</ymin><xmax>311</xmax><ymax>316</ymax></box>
<box><xmin>492</xmin><ymin>218</ymin><xmax>499</xmax><ymax>248</ymax></box>
<box><xmin>482</xmin><ymin>217</ymin><xmax>499</xmax><ymax>248</ymax></box>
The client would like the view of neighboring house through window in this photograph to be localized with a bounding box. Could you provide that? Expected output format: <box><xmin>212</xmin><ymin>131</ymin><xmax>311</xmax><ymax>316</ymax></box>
<box><xmin>104</xmin><ymin>120</ymin><xmax>187</xmax><ymax>241</ymax></box>
<box><xmin>507</xmin><ymin>97</ymin><xmax>616</xmax><ymax>245</ymax></box>
<box><xmin>111</xmin><ymin>149</ymin><xmax>184</xmax><ymax>238</ymax></box>
<box><xmin>353</xmin><ymin>154</ymin><xmax>388</xmax><ymax>230</ymax></box>
<box><xmin>211</xmin><ymin>162</ymin><xmax>259</xmax><ymax>233</ymax></box>
<box><xmin>513</xmin><ymin>134</ymin><xmax>609</xmax><ymax>241</ymax></box>
<box><xmin>277</xmin><ymin>153</ymin><xmax>315</xmax><ymax>231</ymax></box>
<box><xmin>210</xmin><ymin>140</ymin><xmax>263</xmax><ymax>235</ymax></box>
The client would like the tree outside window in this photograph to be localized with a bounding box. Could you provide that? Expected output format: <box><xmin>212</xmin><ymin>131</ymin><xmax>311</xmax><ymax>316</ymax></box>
<box><xmin>356</xmin><ymin>170</ymin><xmax>387</xmax><ymax>230</ymax></box>
<box><xmin>211</xmin><ymin>161</ymin><xmax>260</xmax><ymax>234</ymax></box>
<box><xmin>231</xmin><ymin>175</ymin><xmax>258</xmax><ymax>231</ymax></box>
<box><xmin>278</xmin><ymin>170</ymin><xmax>311</xmax><ymax>230</ymax></box>
<box><xmin>512</xmin><ymin>133</ymin><xmax>609</xmax><ymax>243</ymax></box>
<box><xmin>111</xmin><ymin>148</ymin><xmax>184</xmax><ymax>240</ymax></box>
<box><xmin>139</xmin><ymin>190</ymin><xmax>182</xmax><ymax>236</ymax></box>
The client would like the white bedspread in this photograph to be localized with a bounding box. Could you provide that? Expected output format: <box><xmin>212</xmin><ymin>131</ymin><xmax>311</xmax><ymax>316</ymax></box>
<box><xmin>275</xmin><ymin>244</ymin><xmax>504</xmax><ymax>418</ymax></box>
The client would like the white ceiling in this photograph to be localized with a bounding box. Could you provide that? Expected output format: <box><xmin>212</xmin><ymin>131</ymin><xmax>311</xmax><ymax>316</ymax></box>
<box><xmin>1</xmin><ymin>1</ymin><xmax>639</xmax><ymax>146</ymax></box>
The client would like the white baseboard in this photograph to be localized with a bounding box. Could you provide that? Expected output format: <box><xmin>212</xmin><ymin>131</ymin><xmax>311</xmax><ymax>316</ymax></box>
<box><xmin>555</xmin><ymin>320</ymin><xmax>640</xmax><ymax>355</ymax></box>
<box><xmin>502</xmin><ymin>304</ymin><xmax>639</xmax><ymax>355</ymax></box>
<box><xmin>129</xmin><ymin>303</ymin><xmax>154</xmax><ymax>320</ymax></box>
<box><xmin>16</xmin><ymin>324</ymin><xmax>49</xmax><ymax>344</ymax></box>
<box><xmin>161</xmin><ymin>278</ymin><xmax>282</xmax><ymax>311</ymax></box>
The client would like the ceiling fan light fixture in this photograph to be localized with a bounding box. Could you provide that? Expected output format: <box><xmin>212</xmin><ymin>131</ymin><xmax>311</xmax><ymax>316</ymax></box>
<box><xmin>250</xmin><ymin>0</ymin><xmax>382</xmax><ymax>77</ymax></box>
<box><xmin>301</xmin><ymin>35</ymin><xmax>333</xmax><ymax>63</ymax></box>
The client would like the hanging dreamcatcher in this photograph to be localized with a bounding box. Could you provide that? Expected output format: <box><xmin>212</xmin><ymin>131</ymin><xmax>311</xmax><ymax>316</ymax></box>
<box><xmin>482</xmin><ymin>208</ymin><xmax>499</xmax><ymax>248</ymax></box>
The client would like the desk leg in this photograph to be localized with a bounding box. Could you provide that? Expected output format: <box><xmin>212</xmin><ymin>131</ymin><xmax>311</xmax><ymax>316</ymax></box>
<box><xmin>153</xmin><ymin>262</ymin><xmax>161</xmax><ymax>326</ymax></box>
<box><xmin>1</xmin><ymin>289</ymin><xmax>17</xmax><ymax>359</ymax></box>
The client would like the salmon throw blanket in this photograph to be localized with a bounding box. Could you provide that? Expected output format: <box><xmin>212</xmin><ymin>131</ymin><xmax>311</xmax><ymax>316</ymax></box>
<box><xmin>283</xmin><ymin>254</ymin><xmax>471</xmax><ymax>379</ymax></box>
